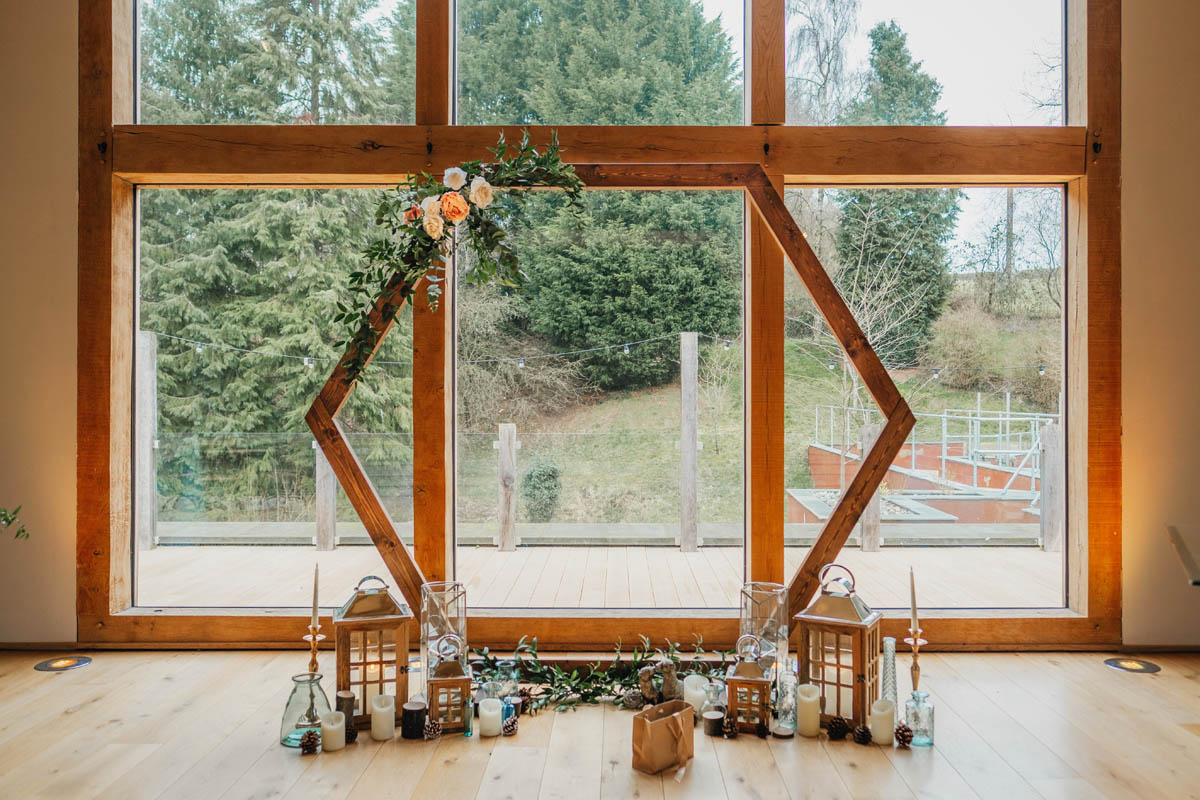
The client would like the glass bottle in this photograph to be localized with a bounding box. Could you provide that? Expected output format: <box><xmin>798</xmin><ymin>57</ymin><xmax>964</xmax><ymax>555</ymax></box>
<box><xmin>280</xmin><ymin>673</ymin><xmax>332</xmax><ymax>747</ymax></box>
<box><xmin>905</xmin><ymin>690</ymin><xmax>934</xmax><ymax>746</ymax></box>
<box><xmin>774</xmin><ymin>662</ymin><xmax>798</xmax><ymax>734</ymax></box>
<box><xmin>700</xmin><ymin>680</ymin><xmax>725</xmax><ymax>716</ymax></box>
<box><xmin>495</xmin><ymin>659</ymin><xmax>520</xmax><ymax>698</ymax></box>
<box><xmin>881</xmin><ymin>637</ymin><xmax>898</xmax><ymax>710</ymax></box>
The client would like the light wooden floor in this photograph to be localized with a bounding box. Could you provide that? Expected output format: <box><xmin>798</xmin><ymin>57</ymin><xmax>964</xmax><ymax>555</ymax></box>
<box><xmin>1</xmin><ymin>649</ymin><xmax>1198</xmax><ymax>799</ymax></box>
<box><xmin>136</xmin><ymin>545</ymin><xmax>1063</xmax><ymax>610</ymax></box>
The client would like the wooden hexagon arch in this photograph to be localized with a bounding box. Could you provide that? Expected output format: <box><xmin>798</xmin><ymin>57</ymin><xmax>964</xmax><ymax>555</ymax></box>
<box><xmin>305</xmin><ymin>162</ymin><xmax>915</xmax><ymax>618</ymax></box>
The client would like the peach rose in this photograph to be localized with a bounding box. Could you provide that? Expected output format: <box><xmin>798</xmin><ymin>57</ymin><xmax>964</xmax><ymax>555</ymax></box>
<box><xmin>469</xmin><ymin>176</ymin><xmax>494</xmax><ymax>209</ymax></box>
<box><xmin>441</xmin><ymin>191</ymin><xmax>470</xmax><ymax>224</ymax></box>
<box><xmin>423</xmin><ymin>211</ymin><xmax>445</xmax><ymax>240</ymax></box>
<box><xmin>419</xmin><ymin>195</ymin><xmax>442</xmax><ymax>218</ymax></box>
<box><xmin>403</xmin><ymin>203</ymin><xmax>421</xmax><ymax>223</ymax></box>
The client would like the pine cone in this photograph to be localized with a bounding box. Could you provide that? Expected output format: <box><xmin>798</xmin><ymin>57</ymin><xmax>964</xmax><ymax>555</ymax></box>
<box><xmin>722</xmin><ymin>714</ymin><xmax>739</xmax><ymax>739</ymax></box>
<box><xmin>344</xmin><ymin>723</ymin><xmax>359</xmax><ymax>745</ymax></box>
<box><xmin>518</xmin><ymin>686</ymin><xmax>533</xmax><ymax>713</ymax></box>
<box><xmin>621</xmin><ymin>688</ymin><xmax>646</xmax><ymax>710</ymax></box>
<box><xmin>502</xmin><ymin>715</ymin><xmax>519</xmax><ymax>736</ymax></box>
<box><xmin>826</xmin><ymin>716</ymin><xmax>849</xmax><ymax>741</ymax></box>
<box><xmin>299</xmin><ymin>729</ymin><xmax>320</xmax><ymax>755</ymax></box>
<box><xmin>755</xmin><ymin>721</ymin><xmax>769</xmax><ymax>739</ymax></box>
<box><xmin>894</xmin><ymin>722</ymin><xmax>914</xmax><ymax>748</ymax></box>
<box><xmin>424</xmin><ymin>716</ymin><xmax>442</xmax><ymax>741</ymax></box>
<box><xmin>852</xmin><ymin>724</ymin><xmax>873</xmax><ymax>745</ymax></box>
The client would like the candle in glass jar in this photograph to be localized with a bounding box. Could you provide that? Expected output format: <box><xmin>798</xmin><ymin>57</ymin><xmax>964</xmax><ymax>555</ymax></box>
<box><xmin>796</xmin><ymin>684</ymin><xmax>821</xmax><ymax>737</ymax></box>
<box><xmin>370</xmin><ymin>694</ymin><xmax>395</xmax><ymax>741</ymax></box>
<box><xmin>321</xmin><ymin>710</ymin><xmax>346</xmax><ymax>752</ymax></box>
<box><xmin>870</xmin><ymin>698</ymin><xmax>895</xmax><ymax>745</ymax></box>
<box><xmin>364</xmin><ymin>662</ymin><xmax>381</xmax><ymax>707</ymax></box>
<box><xmin>478</xmin><ymin>698</ymin><xmax>503</xmax><ymax>737</ymax></box>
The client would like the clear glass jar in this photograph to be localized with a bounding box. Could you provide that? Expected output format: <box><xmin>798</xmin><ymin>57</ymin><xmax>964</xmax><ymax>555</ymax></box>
<box><xmin>280</xmin><ymin>673</ymin><xmax>332</xmax><ymax>747</ymax></box>
<box><xmin>420</xmin><ymin>581</ymin><xmax>468</xmax><ymax>700</ymax></box>
<box><xmin>774</xmin><ymin>663</ymin><xmax>798</xmax><ymax>733</ymax></box>
<box><xmin>739</xmin><ymin>582</ymin><xmax>788</xmax><ymax>680</ymax></box>
<box><xmin>494</xmin><ymin>659</ymin><xmax>520</xmax><ymax>697</ymax></box>
<box><xmin>905</xmin><ymin>690</ymin><xmax>935</xmax><ymax>746</ymax></box>
<box><xmin>700</xmin><ymin>680</ymin><xmax>725</xmax><ymax>716</ymax></box>
<box><xmin>881</xmin><ymin>637</ymin><xmax>898</xmax><ymax>709</ymax></box>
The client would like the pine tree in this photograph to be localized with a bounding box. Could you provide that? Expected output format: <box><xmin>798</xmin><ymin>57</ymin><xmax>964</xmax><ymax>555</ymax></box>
<box><xmin>833</xmin><ymin>21</ymin><xmax>960</xmax><ymax>365</ymax></box>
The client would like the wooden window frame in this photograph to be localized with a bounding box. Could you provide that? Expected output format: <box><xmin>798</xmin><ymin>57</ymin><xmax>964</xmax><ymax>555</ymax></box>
<box><xmin>77</xmin><ymin>0</ymin><xmax>1120</xmax><ymax>649</ymax></box>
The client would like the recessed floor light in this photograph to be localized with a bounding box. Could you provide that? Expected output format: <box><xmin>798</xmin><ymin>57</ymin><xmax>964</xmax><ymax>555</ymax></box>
<box><xmin>1103</xmin><ymin>657</ymin><xmax>1161</xmax><ymax>674</ymax></box>
<box><xmin>34</xmin><ymin>656</ymin><xmax>92</xmax><ymax>672</ymax></box>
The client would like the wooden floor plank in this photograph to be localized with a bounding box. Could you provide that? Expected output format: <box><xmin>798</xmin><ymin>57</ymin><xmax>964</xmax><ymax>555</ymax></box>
<box><xmin>768</xmin><ymin>734</ymin><xmax>852</xmax><ymax>800</ymax></box>
<box><xmin>538</xmin><ymin>705</ymin><xmax>603</xmax><ymax>800</ymax></box>
<box><xmin>600</xmin><ymin>702</ymin><xmax>663</xmax><ymax>800</ymax></box>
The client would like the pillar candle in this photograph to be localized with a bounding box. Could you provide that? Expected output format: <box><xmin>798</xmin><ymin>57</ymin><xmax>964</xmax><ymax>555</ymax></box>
<box><xmin>796</xmin><ymin>684</ymin><xmax>821</xmax><ymax>737</ymax></box>
<box><xmin>321</xmin><ymin>710</ymin><xmax>346</xmax><ymax>752</ymax></box>
<box><xmin>870</xmin><ymin>698</ymin><xmax>895</xmax><ymax>745</ymax></box>
<box><xmin>702</xmin><ymin>710</ymin><xmax>725</xmax><ymax>736</ymax></box>
<box><xmin>401</xmin><ymin>700</ymin><xmax>427</xmax><ymax>740</ymax></box>
<box><xmin>364</xmin><ymin>663</ymin><xmax>381</xmax><ymax>708</ymax></box>
<box><xmin>335</xmin><ymin>690</ymin><xmax>357</xmax><ymax>724</ymax></box>
<box><xmin>478</xmin><ymin>698</ymin><xmax>503</xmax><ymax>737</ymax></box>
<box><xmin>682</xmin><ymin>674</ymin><xmax>709</xmax><ymax>719</ymax></box>
<box><xmin>370</xmin><ymin>694</ymin><xmax>395</xmax><ymax>741</ymax></box>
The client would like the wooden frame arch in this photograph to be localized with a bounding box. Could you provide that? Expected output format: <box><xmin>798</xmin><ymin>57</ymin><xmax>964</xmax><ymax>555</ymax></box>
<box><xmin>306</xmin><ymin>162</ymin><xmax>914</xmax><ymax>618</ymax></box>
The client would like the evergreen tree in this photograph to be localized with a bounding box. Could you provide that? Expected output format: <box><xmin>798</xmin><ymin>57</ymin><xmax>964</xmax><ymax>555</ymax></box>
<box><xmin>833</xmin><ymin>21</ymin><xmax>960</xmax><ymax>364</ymax></box>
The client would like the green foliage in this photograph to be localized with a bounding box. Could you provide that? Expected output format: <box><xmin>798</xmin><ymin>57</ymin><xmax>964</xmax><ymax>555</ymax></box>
<box><xmin>520</xmin><ymin>458</ymin><xmax>563</xmax><ymax>522</ymax></box>
<box><xmin>834</xmin><ymin>22</ymin><xmax>960</xmax><ymax>364</ymax></box>
<box><xmin>1</xmin><ymin>506</ymin><xmax>27</xmax><ymax>540</ymax></box>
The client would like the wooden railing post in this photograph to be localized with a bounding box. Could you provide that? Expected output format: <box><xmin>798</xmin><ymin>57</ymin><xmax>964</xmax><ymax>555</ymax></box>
<box><xmin>680</xmin><ymin>332</ymin><xmax>699</xmax><ymax>552</ymax></box>
<box><xmin>1040</xmin><ymin>423</ymin><xmax>1065</xmax><ymax>552</ymax></box>
<box><xmin>496</xmin><ymin>423</ymin><xmax>518</xmax><ymax>552</ymax></box>
<box><xmin>315</xmin><ymin>442</ymin><xmax>337</xmax><ymax>551</ymax></box>
<box><xmin>859</xmin><ymin>422</ymin><xmax>882</xmax><ymax>552</ymax></box>
<box><xmin>135</xmin><ymin>331</ymin><xmax>158</xmax><ymax>552</ymax></box>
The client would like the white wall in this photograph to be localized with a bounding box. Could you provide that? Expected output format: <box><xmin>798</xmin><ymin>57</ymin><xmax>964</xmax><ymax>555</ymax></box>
<box><xmin>0</xmin><ymin>2</ymin><xmax>1197</xmax><ymax>645</ymax></box>
<box><xmin>0</xmin><ymin>2</ymin><xmax>79</xmax><ymax>642</ymax></box>
<box><xmin>1120</xmin><ymin>0</ymin><xmax>1200</xmax><ymax>646</ymax></box>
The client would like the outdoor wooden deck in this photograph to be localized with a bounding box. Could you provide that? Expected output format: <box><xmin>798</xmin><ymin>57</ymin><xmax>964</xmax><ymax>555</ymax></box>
<box><xmin>135</xmin><ymin>544</ymin><xmax>1063</xmax><ymax>610</ymax></box>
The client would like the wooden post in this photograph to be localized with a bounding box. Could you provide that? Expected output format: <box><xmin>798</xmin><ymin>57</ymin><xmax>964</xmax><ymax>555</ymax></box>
<box><xmin>1040</xmin><ymin>422</ymin><xmax>1065</xmax><ymax>552</ymax></box>
<box><xmin>135</xmin><ymin>331</ymin><xmax>157</xmax><ymax>552</ymax></box>
<box><xmin>496</xmin><ymin>423</ymin><xmax>518</xmax><ymax>552</ymax></box>
<box><xmin>680</xmin><ymin>332</ymin><xmax>699</xmax><ymax>552</ymax></box>
<box><xmin>315</xmin><ymin>443</ymin><xmax>337</xmax><ymax>551</ymax></box>
<box><xmin>859</xmin><ymin>422</ymin><xmax>882</xmax><ymax>552</ymax></box>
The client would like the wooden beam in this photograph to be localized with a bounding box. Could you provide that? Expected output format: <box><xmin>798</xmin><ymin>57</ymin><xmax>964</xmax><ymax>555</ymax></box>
<box><xmin>112</xmin><ymin>125</ymin><xmax>1087</xmax><ymax>185</ymax></box>
<box><xmin>412</xmin><ymin>280</ymin><xmax>454</xmax><ymax>581</ymax></box>
<box><xmin>415</xmin><ymin>0</ymin><xmax>452</xmax><ymax>125</ymax></box>
<box><xmin>748</xmin><ymin>0</ymin><xmax>786</xmax><ymax>125</ymax></box>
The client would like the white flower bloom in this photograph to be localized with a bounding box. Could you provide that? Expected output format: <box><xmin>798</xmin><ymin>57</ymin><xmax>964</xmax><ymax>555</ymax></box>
<box><xmin>468</xmin><ymin>176</ymin><xmax>494</xmax><ymax>209</ymax></box>
<box><xmin>443</xmin><ymin>167</ymin><xmax>468</xmax><ymax>190</ymax></box>
<box><xmin>423</xmin><ymin>211</ymin><xmax>445</xmax><ymax>240</ymax></box>
<box><xmin>419</xmin><ymin>195</ymin><xmax>442</xmax><ymax>218</ymax></box>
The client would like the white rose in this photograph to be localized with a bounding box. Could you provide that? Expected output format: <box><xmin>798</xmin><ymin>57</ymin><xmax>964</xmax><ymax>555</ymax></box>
<box><xmin>468</xmin><ymin>176</ymin><xmax>494</xmax><ymax>209</ymax></box>
<box><xmin>423</xmin><ymin>211</ymin><xmax>445</xmax><ymax>240</ymax></box>
<box><xmin>443</xmin><ymin>167</ymin><xmax>468</xmax><ymax>190</ymax></box>
<box><xmin>419</xmin><ymin>195</ymin><xmax>442</xmax><ymax>218</ymax></box>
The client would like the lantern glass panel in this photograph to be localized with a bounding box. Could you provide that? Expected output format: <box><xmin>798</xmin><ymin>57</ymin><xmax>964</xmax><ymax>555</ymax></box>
<box><xmin>421</xmin><ymin>582</ymin><xmax>469</xmax><ymax>697</ymax></box>
<box><xmin>739</xmin><ymin>582</ymin><xmax>787</xmax><ymax>674</ymax></box>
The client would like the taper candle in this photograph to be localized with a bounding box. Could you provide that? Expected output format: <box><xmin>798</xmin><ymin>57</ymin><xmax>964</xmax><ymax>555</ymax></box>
<box><xmin>870</xmin><ymin>699</ymin><xmax>895</xmax><ymax>745</ymax></box>
<box><xmin>796</xmin><ymin>684</ymin><xmax>821</xmax><ymax>737</ymax></box>
<box><xmin>321</xmin><ymin>710</ymin><xmax>346</xmax><ymax>752</ymax></box>
<box><xmin>370</xmin><ymin>694</ymin><xmax>395</xmax><ymax>741</ymax></box>
<box><xmin>909</xmin><ymin>567</ymin><xmax>918</xmax><ymax>633</ymax></box>
<box><xmin>312</xmin><ymin>563</ymin><xmax>320</xmax><ymax>630</ymax></box>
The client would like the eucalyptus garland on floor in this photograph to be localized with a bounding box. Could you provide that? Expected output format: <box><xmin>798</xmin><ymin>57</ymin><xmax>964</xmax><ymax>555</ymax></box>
<box><xmin>471</xmin><ymin>635</ymin><xmax>735</xmax><ymax>714</ymax></box>
<box><xmin>334</xmin><ymin>131</ymin><xmax>583</xmax><ymax>384</ymax></box>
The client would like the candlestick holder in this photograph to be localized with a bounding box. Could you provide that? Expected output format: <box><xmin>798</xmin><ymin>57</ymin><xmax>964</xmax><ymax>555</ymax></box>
<box><xmin>902</xmin><ymin>627</ymin><xmax>926</xmax><ymax>692</ymax></box>
<box><xmin>304</xmin><ymin>624</ymin><xmax>326</xmax><ymax>674</ymax></box>
<box><xmin>902</xmin><ymin>627</ymin><xmax>933</xmax><ymax>746</ymax></box>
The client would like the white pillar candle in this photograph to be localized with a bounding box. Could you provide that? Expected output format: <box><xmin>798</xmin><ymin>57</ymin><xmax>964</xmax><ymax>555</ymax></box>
<box><xmin>682</xmin><ymin>674</ymin><xmax>709</xmax><ymax>715</ymax></box>
<box><xmin>478</xmin><ymin>698</ymin><xmax>503</xmax><ymax>737</ymax></box>
<box><xmin>870</xmin><ymin>698</ymin><xmax>895</xmax><ymax>745</ymax></box>
<box><xmin>321</xmin><ymin>710</ymin><xmax>346</xmax><ymax>752</ymax></box>
<box><xmin>370</xmin><ymin>694</ymin><xmax>395</xmax><ymax>741</ymax></box>
<box><xmin>797</xmin><ymin>684</ymin><xmax>821</xmax><ymax>737</ymax></box>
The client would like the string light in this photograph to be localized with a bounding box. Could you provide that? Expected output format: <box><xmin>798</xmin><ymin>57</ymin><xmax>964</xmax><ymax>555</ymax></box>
<box><xmin>723</xmin><ymin>339</ymin><xmax>731</xmax><ymax>350</ymax></box>
<box><xmin>828</xmin><ymin>359</ymin><xmax>836</xmax><ymax>370</ymax></box>
<box><xmin>623</xmin><ymin>344</ymin><xmax>630</xmax><ymax>355</ymax></box>
<box><xmin>1038</xmin><ymin>364</ymin><xmax>1046</xmax><ymax>377</ymax></box>
<box><xmin>195</xmin><ymin>343</ymin><xmax>203</xmax><ymax>354</ymax></box>
<box><xmin>517</xmin><ymin>357</ymin><xmax>525</xmax><ymax>368</ymax></box>
<box><xmin>933</xmin><ymin>367</ymin><xmax>940</xmax><ymax>380</ymax></box>
<box><xmin>303</xmin><ymin>357</ymin><xmax>314</xmax><ymax>368</ymax></box>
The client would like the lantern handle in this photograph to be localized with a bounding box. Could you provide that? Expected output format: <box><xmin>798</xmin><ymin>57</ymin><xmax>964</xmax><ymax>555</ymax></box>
<box><xmin>818</xmin><ymin>563</ymin><xmax>856</xmax><ymax>594</ymax></box>
<box><xmin>356</xmin><ymin>575</ymin><xmax>389</xmax><ymax>591</ymax></box>
<box><xmin>735</xmin><ymin>633</ymin><xmax>761</xmax><ymax>660</ymax></box>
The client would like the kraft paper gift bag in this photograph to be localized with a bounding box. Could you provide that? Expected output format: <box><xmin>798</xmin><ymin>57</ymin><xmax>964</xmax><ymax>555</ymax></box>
<box><xmin>631</xmin><ymin>700</ymin><xmax>694</xmax><ymax>774</ymax></box>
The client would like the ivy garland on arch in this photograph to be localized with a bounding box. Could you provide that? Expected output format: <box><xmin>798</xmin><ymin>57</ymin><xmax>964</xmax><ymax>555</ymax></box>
<box><xmin>334</xmin><ymin>132</ymin><xmax>583</xmax><ymax>383</ymax></box>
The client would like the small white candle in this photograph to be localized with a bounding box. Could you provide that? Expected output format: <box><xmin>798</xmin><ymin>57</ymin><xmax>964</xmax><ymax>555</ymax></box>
<box><xmin>321</xmin><ymin>710</ymin><xmax>346</xmax><ymax>752</ymax></box>
<box><xmin>870</xmin><ymin>698</ymin><xmax>895</xmax><ymax>745</ymax></box>
<box><xmin>478</xmin><ymin>698</ymin><xmax>503</xmax><ymax>737</ymax></box>
<box><xmin>682</xmin><ymin>674</ymin><xmax>709</xmax><ymax>715</ymax></box>
<box><xmin>796</xmin><ymin>684</ymin><xmax>821</xmax><ymax>737</ymax></box>
<box><xmin>312</xmin><ymin>564</ymin><xmax>320</xmax><ymax>630</ymax></box>
<box><xmin>370</xmin><ymin>694</ymin><xmax>395</xmax><ymax>741</ymax></box>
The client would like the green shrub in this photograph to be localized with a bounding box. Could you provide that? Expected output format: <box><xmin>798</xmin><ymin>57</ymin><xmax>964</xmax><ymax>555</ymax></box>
<box><xmin>922</xmin><ymin>304</ymin><xmax>1001</xmax><ymax>391</ymax></box>
<box><xmin>520</xmin><ymin>459</ymin><xmax>563</xmax><ymax>523</ymax></box>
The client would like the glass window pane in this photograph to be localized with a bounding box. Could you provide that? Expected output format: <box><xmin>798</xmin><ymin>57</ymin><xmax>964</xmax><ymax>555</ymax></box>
<box><xmin>135</xmin><ymin>188</ymin><xmax>411</xmax><ymax>608</ymax></box>
<box><xmin>138</xmin><ymin>0</ymin><xmax>415</xmax><ymax>124</ymax></box>
<box><xmin>786</xmin><ymin>1</ymin><xmax>1064</xmax><ymax>125</ymax></box>
<box><xmin>784</xmin><ymin>185</ymin><xmax>1065</xmax><ymax>609</ymax></box>
<box><xmin>456</xmin><ymin>0</ymin><xmax>744</xmax><ymax>124</ymax></box>
<box><xmin>455</xmin><ymin>190</ymin><xmax>745</xmax><ymax>608</ymax></box>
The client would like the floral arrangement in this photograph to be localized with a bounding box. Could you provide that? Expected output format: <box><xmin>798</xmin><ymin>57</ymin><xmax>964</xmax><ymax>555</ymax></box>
<box><xmin>335</xmin><ymin>131</ymin><xmax>583</xmax><ymax>383</ymax></box>
<box><xmin>1</xmin><ymin>505</ymin><xmax>26</xmax><ymax>540</ymax></box>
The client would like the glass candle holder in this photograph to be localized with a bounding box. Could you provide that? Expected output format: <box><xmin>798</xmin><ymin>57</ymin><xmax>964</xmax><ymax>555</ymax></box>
<box><xmin>881</xmin><ymin>637</ymin><xmax>898</xmax><ymax>709</ymax></box>
<box><xmin>495</xmin><ymin>659</ymin><xmax>520</xmax><ymax>697</ymax></box>
<box><xmin>774</xmin><ymin>663</ymin><xmax>798</xmax><ymax>734</ymax></box>
<box><xmin>739</xmin><ymin>582</ymin><xmax>788</xmax><ymax>679</ymax></box>
<box><xmin>905</xmin><ymin>690</ymin><xmax>934</xmax><ymax>746</ymax></box>
<box><xmin>280</xmin><ymin>672</ymin><xmax>332</xmax><ymax>747</ymax></box>
<box><xmin>420</xmin><ymin>582</ymin><xmax>468</xmax><ymax>701</ymax></box>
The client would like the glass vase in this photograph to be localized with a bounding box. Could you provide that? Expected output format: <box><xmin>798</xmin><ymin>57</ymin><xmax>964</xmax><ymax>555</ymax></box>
<box><xmin>739</xmin><ymin>582</ymin><xmax>788</xmax><ymax>680</ymax></box>
<box><xmin>420</xmin><ymin>581</ymin><xmax>469</xmax><ymax>700</ymax></box>
<box><xmin>905</xmin><ymin>690</ymin><xmax>934</xmax><ymax>746</ymax></box>
<box><xmin>774</xmin><ymin>662</ymin><xmax>798</xmax><ymax>734</ymax></box>
<box><xmin>700</xmin><ymin>680</ymin><xmax>725</xmax><ymax>716</ymax></box>
<box><xmin>881</xmin><ymin>637</ymin><xmax>898</xmax><ymax>709</ymax></box>
<box><xmin>280</xmin><ymin>673</ymin><xmax>332</xmax><ymax>747</ymax></box>
<box><xmin>494</xmin><ymin>659</ymin><xmax>520</xmax><ymax>697</ymax></box>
